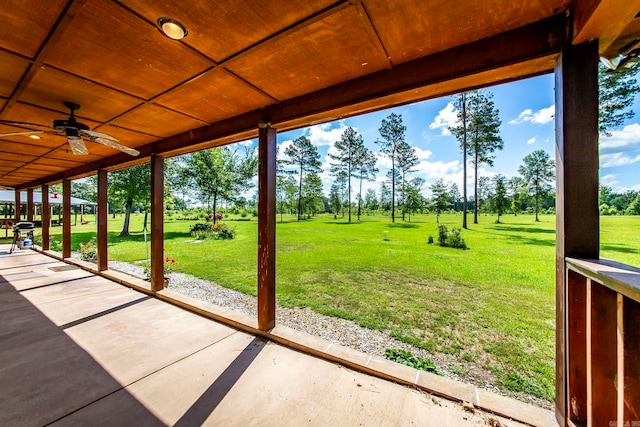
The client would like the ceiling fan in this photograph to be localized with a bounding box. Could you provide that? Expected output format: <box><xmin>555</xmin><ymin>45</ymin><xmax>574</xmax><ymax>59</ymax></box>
<box><xmin>0</xmin><ymin>102</ymin><xmax>139</xmax><ymax>156</ymax></box>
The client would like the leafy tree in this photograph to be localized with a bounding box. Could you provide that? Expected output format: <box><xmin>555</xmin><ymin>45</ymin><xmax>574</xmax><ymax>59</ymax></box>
<box><xmin>626</xmin><ymin>194</ymin><xmax>640</xmax><ymax>215</ymax></box>
<box><xmin>329</xmin><ymin>182</ymin><xmax>342</xmax><ymax>216</ymax></box>
<box><xmin>492</xmin><ymin>175</ymin><xmax>509</xmax><ymax>223</ymax></box>
<box><xmin>449</xmin><ymin>183</ymin><xmax>462</xmax><ymax>211</ymax></box>
<box><xmin>508</xmin><ymin>176</ymin><xmax>526</xmax><ymax>216</ymax></box>
<box><xmin>518</xmin><ymin>150</ymin><xmax>555</xmax><ymax>221</ymax></box>
<box><xmin>301</xmin><ymin>172</ymin><xmax>324</xmax><ymax>218</ymax></box>
<box><xmin>404</xmin><ymin>178</ymin><xmax>425</xmax><ymax>222</ymax></box>
<box><xmin>379</xmin><ymin>182</ymin><xmax>392</xmax><ymax>213</ymax></box>
<box><xmin>186</xmin><ymin>146</ymin><xmax>257</xmax><ymax>223</ymax></box>
<box><xmin>334</xmin><ymin>171</ymin><xmax>348</xmax><ymax>218</ymax></box>
<box><xmin>430</xmin><ymin>178</ymin><xmax>450</xmax><ymax>223</ymax></box>
<box><xmin>165</xmin><ymin>156</ymin><xmax>192</xmax><ymax>210</ymax></box>
<box><xmin>364</xmin><ymin>188</ymin><xmax>379</xmax><ymax>212</ymax></box>
<box><xmin>376</xmin><ymin>113</ymin><xmax>406</xmax><ymax>222</ymax></box>
<box><xmin>450</xmin><ymin>91</ymin><xmax>503</xmax><ymax>224</ymax></box>
<box><xmin>108</xmin><ymin>163</ymin><xmax>150</xmax><ymax>236</ymax></box>
<box><xmin>477</xmin><ymin>176</ymin><xmax>492</xmax><ymax>213</ymax></box>
<box><xmin>276</xmin><ymin>174</ymin><xmax>296</xmax><ymax>222</ymax></box>
<box><xmin>599</xmin><ymin>64</ymin><xmax>640</xmax><ymax>135</ymax></box>
<box><xmin>284</xmin><ymin>136</ymin><xmax>322</xmax><ymax>220</ymax></box>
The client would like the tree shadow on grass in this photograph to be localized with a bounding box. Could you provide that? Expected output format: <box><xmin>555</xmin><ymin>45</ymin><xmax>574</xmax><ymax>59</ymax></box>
<box><xmin>493</xmin><ymin>226</ymin><xmax>555</xmax><ymax>234</ymax></box>
<box><xmin>387</xmin><ymin>223</ymin><xmax>419</xmax><ymax>229</ymax></box>
<box><xmin>469</xmin><ymin>228</ymin><xmax>554</xmax><ymax>247</ymax></box>
<box><xmin>600</xmin><ymin>243</ymin><xmax>639</xmax><ymax>255</ymax></box>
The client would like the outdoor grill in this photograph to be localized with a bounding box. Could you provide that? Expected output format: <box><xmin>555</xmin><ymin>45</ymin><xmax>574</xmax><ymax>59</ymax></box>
<box><xmin>10</xmin><ymin>222</ymin><xmax>35</xmax><ymax>254</ymax></box>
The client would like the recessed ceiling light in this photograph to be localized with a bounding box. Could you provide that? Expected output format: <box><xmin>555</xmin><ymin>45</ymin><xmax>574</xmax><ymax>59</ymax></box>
<box><xmin>157</xmin><ymin>17</ymin><xmax>188</xmax><ymax>40</ymax></box>
<box><xmin>29</xmin><ymin>135</ymin><xmax>41</xmax><ymax>139</ymax></box>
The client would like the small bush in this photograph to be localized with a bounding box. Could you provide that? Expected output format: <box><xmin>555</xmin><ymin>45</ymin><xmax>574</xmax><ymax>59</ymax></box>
<box><xmin>427</xmin><ymin>235</ymin><xmax>434</xmax><ymax>244</ymax></box>
<box><xmin>79</xmin><ymin>237</ymin><xmax>98</xmax><ymax>261</ymax></box>
<box><xmin>211</xmin><ymin>222</ymin><xmax>236</xmax><ymax>240</ymax></box>
<box><xmin>436</xmin><ymin>225</ymin><xmax>468</xmax><ymax>249</ymax></box>
<box><xmin>384</xmin><ymin>349</ymin><xmax>440</xmax><ymax>374</ymax></box>
<box><xmin>190</xmin><ymin>222</ymin><xmax>212</xmax><ymax>239</ymax></box>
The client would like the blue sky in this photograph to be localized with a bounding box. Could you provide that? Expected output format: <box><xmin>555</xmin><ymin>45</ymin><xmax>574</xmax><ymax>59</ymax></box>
<box><xmin>241</xmin><ymin>73</ymin><xmax>640</xmax><ymax>198</ymax></box>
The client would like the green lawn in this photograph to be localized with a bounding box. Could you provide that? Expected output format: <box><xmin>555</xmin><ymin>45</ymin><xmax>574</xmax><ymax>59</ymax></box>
<box><xmin>31</xmin><ymin>211</ymin><xmax>640</xmax><ymax>402</ymax></box>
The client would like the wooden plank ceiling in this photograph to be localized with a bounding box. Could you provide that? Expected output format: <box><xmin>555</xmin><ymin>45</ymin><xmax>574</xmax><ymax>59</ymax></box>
<box><xmin>0</xmin><ymin>0</ymin><xmax>638</xmax><ymax>189</ymax></box>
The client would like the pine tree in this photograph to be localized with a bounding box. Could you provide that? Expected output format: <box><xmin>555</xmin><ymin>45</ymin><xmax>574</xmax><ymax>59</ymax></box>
<box><xmin>450</xmin><ymin>91</ymin><xmax>503</xmax><ymax>225</ymax></box>
<box><xmin>492</xmin><ymin>175</ymin><xmax>509</xmax><ymax>223</ymax></box>
<box><xmin>376</xmin><ymin>113</ymin><xmax>406</xmax><ymax>223</ymax></box>
<box><xmin>518</xmin><ymin>150</ymin><xmax>555</xmax><ymax>222</ymax></box>
<box><xmin>284</xmin><ymin>136</ymin><xmax>322</xmax><ymax>221</ymax></box>
<box><xmin>354</xmin><ymin>148</ymin><xmax>377</xmax><ymax>221</ymax></box>
<box><xmin>396</xmin><ymin>141</ymin><xmax>419</xmax><ymax>221</ymax></box>
<box><xmin>599</xmin><ymin>64</ymin><xmax>640</xmax><ymax>135</ymax></box>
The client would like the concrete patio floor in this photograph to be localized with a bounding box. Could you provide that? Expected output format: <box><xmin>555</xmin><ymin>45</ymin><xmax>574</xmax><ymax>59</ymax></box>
<box><xmin>1</xmin><ymin>245</ymin><xmax>546</xmax><ymax>426</ymax></box>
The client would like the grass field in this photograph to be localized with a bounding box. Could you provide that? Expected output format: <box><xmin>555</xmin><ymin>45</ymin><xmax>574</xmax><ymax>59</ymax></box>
<box><xmin>26</xmin><ymin>211</ymin><xmax>640</xmax><ymax>402</ymax></box>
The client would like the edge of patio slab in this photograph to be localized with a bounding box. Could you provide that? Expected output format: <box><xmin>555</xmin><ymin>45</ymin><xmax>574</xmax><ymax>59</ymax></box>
<box><xmin>32</xmin><ymin>247</ymin><xmax>558</xmax><ymax>427</ymax></box>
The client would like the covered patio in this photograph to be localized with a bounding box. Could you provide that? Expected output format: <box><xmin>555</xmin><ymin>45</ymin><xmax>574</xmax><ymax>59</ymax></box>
<box><xmin>1</xmin><ymin>245</ymin><xmax>545</xmax><ymax>426</ymax></box>
<box><xmin>1</xmin><ymin>0</ymin><xmax>640</xmax><ymax>425</ymax></box>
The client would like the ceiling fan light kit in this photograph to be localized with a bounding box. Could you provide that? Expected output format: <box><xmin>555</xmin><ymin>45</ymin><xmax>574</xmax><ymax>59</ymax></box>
<box><xmin>157</xmin><ymin>17</ymin><xmax>188</xmax><ymax>40</ymax></box>
<box><xmin>0</xmin><ymin>102</ymin><xmax>139</xmax><ymax>157</ymax></box>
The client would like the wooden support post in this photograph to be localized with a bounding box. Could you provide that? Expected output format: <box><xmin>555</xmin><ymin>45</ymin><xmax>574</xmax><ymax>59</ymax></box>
<box><xmin>258</xmin><ymin>123</ymin><xmax>277</xmax><ymax>331</ymax></box>
<box><xmin>567</xmin><ymin>270</ymin><xmax>587</xmax><ymax>422</ymax></box>
<box><xmin>97</xmin><ymin>169</ymin><xmax>108</xmax><ymax>271</ymax></box>
<box><xmin>14</xmin><ymin>190</ymin><xmax>21</xmax><ymax>223</ymax></box>
<box><xmin>554</xmin><ymin>40</ymin><xmax>599</xmax><ymax>425</ymax></box>
<box><xmin>623</xmin><ymin>297</ymin><xmax>640</xmax><ymax>421</ymax></box>
<box><xmin>587</xmin><ymin>282</ymin><xmax>617</xmax><ymax>425</ymax></box>
<box><xmin>150</xmin><ymin>155</ymin><xmax>164</xmax><ymax>292</ymax></box>
<box><xmin>26</xmin><ymin>189</ymin><xmax>34</xmax><ymax>222</ymax></box>
<box><xmin>41</xmin><ymin>184</ymin><xmax>50</xmax><ymax>251</ymax></box>
<box><xmin>62</xmin><ymin>179</ymin><xmax>71</xmax><ymax>258</ymax></box>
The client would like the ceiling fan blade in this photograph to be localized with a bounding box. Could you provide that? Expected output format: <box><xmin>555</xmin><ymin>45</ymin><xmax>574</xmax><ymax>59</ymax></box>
<box><xmin>92</xmin><ymin>137</ymin><xmax>140</xmax><ymax>156</ymax></box>
<box><xmin>67</xmin><ymin>135</ymin><xmax>89</xmax><ymax>155</ymax></box>
<box><xmin>0</xmin><ymin>119</ymin><xmax>53</xmax><ymax>129</ymax></box>
<box><xmin>0</xmin><ymin>130</ymin><xmax>45</xmax><ymax>137</ymax></box>
<box><xmin>81</xmin><ymin>129</ymin><xmax>119</xmax><ymax>142</ymax></box>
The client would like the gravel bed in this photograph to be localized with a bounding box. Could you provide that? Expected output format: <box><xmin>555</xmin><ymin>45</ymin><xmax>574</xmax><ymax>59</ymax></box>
<box><xmin>106</xmin><ymin>259</ymin><xmax>551</xmax><ymax>410</ymax></box>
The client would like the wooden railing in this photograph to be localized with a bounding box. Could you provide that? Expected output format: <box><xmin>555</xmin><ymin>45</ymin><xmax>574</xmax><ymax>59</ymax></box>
<box><xmin>565</xmin><ymin>258</ymin><xmax>640</xmax><ymax>426</ymax></box>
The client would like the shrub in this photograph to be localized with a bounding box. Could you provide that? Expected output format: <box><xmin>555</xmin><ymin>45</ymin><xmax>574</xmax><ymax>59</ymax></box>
<box><xmin>190</xmin><ymin>222</ymin><xmax>212</xmax><ymax>238</ymax></box>
<box><xmin>384</xmin><ymin>349</ymin><xmax>440</xmax><ymax>374</ymax></box>
<box><xmin>436</xmin><ymin>225</ymin><xmax>468</xmax><ymax>250</ymax></box>
<box><xmin>79</xmin><ymin>237</ymin><xmax>98</xmax><ymax>261</ymax></box>
<box><xmin>211</xmin><ymin>222</ymin><xmax>236</xmax><ymax>240</ymax></box>
<box><xmin>427</xmin><ymin>235</ymin><xmax>434</xmax><ymax>244</ymax></box>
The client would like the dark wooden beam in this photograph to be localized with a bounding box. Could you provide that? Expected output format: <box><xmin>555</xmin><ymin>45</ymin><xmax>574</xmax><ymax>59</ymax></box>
<box><xmin>62</xmin><ymin>178</ymin><xmax>71</xmax><ymax>258</ymax></box>
<box><xmin>41</xmin><ymin>184</ymin><xmax>49</xmax><ymax>251</ymax></box>
<box><xmin>15</xmin><ymin>14</ymin><xmax>566</xmax><ymax>190</ymax></box>
<box><xmin>257</xmin><ymin>124</ymin><xmax>277</xmax><ymax>331</ymax></box>
<box><xmin>150</xmin><ymin>154</ymin><xmax>164</xmax><ymax>292</ymax></box>
<box><xmin>573</xmin><ymin>0</ymin><xmax>639</xmax><ymax>53</ymax></box>
<box><xmin>26</xmin><ymin>189</ymin><xmax>34</xmax><ymax>222</ymax></box>
<box><xmin>97</xmin><ymin>169</ymin><xmax>108</xmax><ymax>271</ymax></box>
<box><xmin>14</xmin><ymin>190</ymin><xmax>21</xmax><ymax>222</ymax></box>
<box><xmin>554</xmin><ymin>40</ymin><xmax>600</xmax><ymax>425</ymax></box>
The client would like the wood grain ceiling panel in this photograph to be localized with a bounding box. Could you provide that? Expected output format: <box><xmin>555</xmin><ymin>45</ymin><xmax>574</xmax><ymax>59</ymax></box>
<box><xmin>1</xmin><ymin>103</ymin><xmax>100</xmax><ymax>133</ymax></box>
<box><xmin>0</xmin><ymin>140</ymin><xmax>52</xmax><ymax>157</ymax></box>
<box><xmin>364</xmin><ymin>0</ymin><xmax>570</xmax><ymax>65</ymax></box>
<box><xmin>0</xmin><ymin>152</ymin><xmax>39</xmax><ymax>163</ymax></box>
<box><xmin>0</xmin><ymin>159</ymin><xmax>25</xmax><ymax>168</ymax></box>
<box><xmin>19</xmin><ymin>66</ymin><xmax>144</xmax><ymax>122</ymax></box>
<box><xmin>0</xmin><ymin>51</ymin><xmax>31</xmax><ymax>98</ymax></box>
<box><xmin>120</xmin><ymin>0</ymin><xmax>337</xmax><ymax>62</ymax></box>
<box><xmin>20</xmin><ymin>163</ymin><xmax>67</xmax><ymax>172</ymax></box>
<box><xmin>91</xmin><ymin>124</ymin><xmax>159</xmax><ymax>148</ymax></box>
<box><xmin>32</xmin><ymin>157</ymin><xmax>87</xmax><ymax>169</ymax></box>
<box><xmin>155</xmin><ymin>68</ymin><xmax>274</xmax><ymax>123</ymax></box>
<box><xmin>226</xmin><ymin>5</ymin><xmax>389</xmax><ymax>100</ymax></box>
<box><xmin>0</xmin><ymin>0</ymin><xmax>69</xmax><ymax>57</ymax></box>
<box><xmin>110</xmin><ymin>104</ymin><xmax>207</xmax><ymax>138</ymax></box>
<box><xmin>48</xmin><ymin>147</ymin><xmax>103</xmax><ymax>163</ymax></box>
<box><xmin>604</xmin><ymin>17</ymin><xmax>640</xmax><ymax>56</ymax></box>
<box><xmin>44</xmin><ymin>0</ymin><xmax>212</xmax><ymax>100</ymax></box>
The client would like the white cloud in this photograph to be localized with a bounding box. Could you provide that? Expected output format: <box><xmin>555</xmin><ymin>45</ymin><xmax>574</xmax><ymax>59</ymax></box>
<box><xmin>599</xmin><ymin>123</ymin><xmax>640</xmax><ymax>154</ymax></box>
<box><xmin>527</xmin><ymin>137</ymin><xmax>537</xmax><ymax>145</ymax></box>
<box><xmin>600</xmin><ymin>152</ymin><xmax>640</xmax><ymax>168</ymax></box>
<box><xmin>414</xmin><ymin>147</ymin><xmax>433</xmax><ymax>161</ymax></box>
<box><xmin>600</xmin><ymin>174</ymin><xmax>618</xmax><ymax>187</ymax></box>
<box><xmin>509</xmin><ymin>105</ymin><xmax>555</xmax><ymax>125</ymax></box>
<box><xmin>305</xmin><ymin>122</ymin><xmax>350</xmax><ymax>146</ymax></box>
<box><xmin>429</xmin><ymin>102</ymin><xmax>458</xmax><ymax>135</ymax></box>
<box><xmin>618</xmin><ymin>183</ymin><xmax>640</xmax><ymax>192</ymax></box>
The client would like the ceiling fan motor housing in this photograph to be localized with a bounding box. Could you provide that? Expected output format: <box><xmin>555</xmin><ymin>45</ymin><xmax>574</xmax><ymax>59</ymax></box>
<box><xmin>53</xmin><ymin>118</ymin><xmax>89</xmax><ymax>131</ymax></box>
